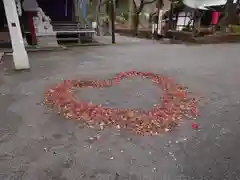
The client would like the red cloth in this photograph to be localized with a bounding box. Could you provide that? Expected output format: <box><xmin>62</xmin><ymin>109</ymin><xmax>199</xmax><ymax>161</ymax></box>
<box><xmin>26</xmin><ymin>11</ymin><xmax>37</xmax><ymax>45</ymax></box>
<box><xmin>211</xmin><ymin>11</ymin><xmax>220</xmax><ymax>25</ymax></box>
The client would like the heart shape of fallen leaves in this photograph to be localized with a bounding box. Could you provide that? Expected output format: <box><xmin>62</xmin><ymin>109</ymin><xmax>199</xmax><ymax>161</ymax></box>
<box><xmin>44</xmin><ymin>71</ymin><xmax>199</xmax><ymax>135</ymax></box>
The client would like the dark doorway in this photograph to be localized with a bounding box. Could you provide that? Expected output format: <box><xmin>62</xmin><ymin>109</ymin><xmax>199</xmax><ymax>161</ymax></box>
<box><xmin>38</xmin><ymin>0</ymin><xmax>74</xmax><ymax>22</ymax></box>
<box><xmin>0</xmin><ymin>0</ymin><xmax>7</xmax><ymax>30</ymax></box>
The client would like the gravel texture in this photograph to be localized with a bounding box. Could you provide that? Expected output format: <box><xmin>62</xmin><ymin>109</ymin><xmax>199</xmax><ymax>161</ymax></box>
<box><xmin>0</xmin><ymin>36</ymin><xmax>240</xmax><ymax>179</ymax></box>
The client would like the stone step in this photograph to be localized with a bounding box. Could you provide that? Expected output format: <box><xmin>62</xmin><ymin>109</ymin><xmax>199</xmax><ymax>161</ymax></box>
<box><xmin>37</xmin><ymin>35</ymin><xmax>59</xmax><ymax>48</ymax></box>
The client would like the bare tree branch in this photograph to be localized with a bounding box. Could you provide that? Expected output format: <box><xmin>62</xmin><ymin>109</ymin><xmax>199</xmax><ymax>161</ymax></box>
<box><xmin>136</xmin><ymin>0</ymin><xmax>157</xmax><ymax>14</ymax></box>
<box><xmin>100</xmin><ymin>0</ymin><xmax>110</xmax><ymax>6</ymax></box>
<box><xmin>142</xmin><ymin>0</ymin><xmax>157</xmax><ymax>6</ymax></box>
<box><xmin>133</xmin><ymin>0</ymin><xmax>137</xmax><ymax>9</ymax></box>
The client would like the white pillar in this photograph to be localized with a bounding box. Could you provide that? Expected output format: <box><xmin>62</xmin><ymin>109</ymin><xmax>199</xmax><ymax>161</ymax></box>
<box><xmin>3</xmin><ymin>0</ymin><xmax>30</xmax><ymax>70</ymax></box>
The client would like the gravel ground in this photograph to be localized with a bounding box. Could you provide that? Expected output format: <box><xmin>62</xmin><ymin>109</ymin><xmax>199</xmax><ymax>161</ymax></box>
<box><xmin>0</xmin><ymin>36</ymin><xmax>240</xmax><ymax>180</ymax></box>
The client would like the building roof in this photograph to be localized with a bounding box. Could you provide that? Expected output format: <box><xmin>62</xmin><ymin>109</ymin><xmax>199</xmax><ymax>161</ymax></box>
<box><xmin>183</xmin><ymin>0</ymin><xmax>238</xmax><ymax>10</ymax></box>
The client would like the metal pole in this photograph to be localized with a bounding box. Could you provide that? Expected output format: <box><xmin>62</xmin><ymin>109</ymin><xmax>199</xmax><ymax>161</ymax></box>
<box><xmin>110</xmin><ymin>0</ymin><xmax>115</xmax><ymax>43</ymax></box>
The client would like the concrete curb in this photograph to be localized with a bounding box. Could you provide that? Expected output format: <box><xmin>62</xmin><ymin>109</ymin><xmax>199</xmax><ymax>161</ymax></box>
<box><xmin>3</xmin><ymin>46</ymin><xmax>68</xmax><ymax>54</ymax></box>
<box><xmin>3</xmin><ymin>42</ymin><xmax>108</xmax><ymax>55</ymax></box>
<box><xmin>63</xmin><ymin>42</ymin><xmax>108</xmax><ymax>47</ymax></box>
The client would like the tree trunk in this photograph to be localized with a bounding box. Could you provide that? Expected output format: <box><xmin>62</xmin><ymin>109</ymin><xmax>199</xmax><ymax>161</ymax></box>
<box><xmin>128</xmin><ymin>0</ymin><xmax>156</xmax><ymax>35</ymax></box>
<box><xmin>132</xmin><ymin>13</ymin><xmax>139</xmax><ymax>35</ymax></box>
<box><xmin>168</xmin><ymin>1</ymin><xmax>174</xmax><ymax>30</ymax></box>
<box><xmin>108</xmin><ymin>1</ymin><xmax>113</xmax><ymax>34</ymax></box>
<box><xmin>96</xmin><ymin>0</ymin><xmax>102</xmax><ymax>35</ymax></box>
<box><xmin>128</xmin><ymin>0</ymin><xmax>135</xmax><ymax>28</ymax></box>
<box><xmin>219</xmin><ymin>0</ymin><xmax>238</xmax><ymax>32</ymax></box>
<box><xmin>192</xmin><ymin>10</ymin><xmax>201</xmax><ymax>36</ymax></box>
<box><xmin>128</xmin><ymin>0</ymin><xmax>139</xmax><ymax>35</ymax></box>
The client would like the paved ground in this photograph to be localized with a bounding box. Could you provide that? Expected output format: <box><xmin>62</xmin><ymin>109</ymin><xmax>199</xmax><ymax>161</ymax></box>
<box><xmin>1</xmin><ymin>36</ymin><xmax>240</xmax><ymax>180</ymax></box>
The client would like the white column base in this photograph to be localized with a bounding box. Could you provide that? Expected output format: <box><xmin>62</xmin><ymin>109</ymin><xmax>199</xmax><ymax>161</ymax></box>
<box><xmin>13</xmin><ymin>50</ymin><xmax>30</xmax><ymax>70</ymax></box>
<box><xmin>37</xmin><ymin>33</ymin><xmax>59</xmax><ymax>48</ymax></box>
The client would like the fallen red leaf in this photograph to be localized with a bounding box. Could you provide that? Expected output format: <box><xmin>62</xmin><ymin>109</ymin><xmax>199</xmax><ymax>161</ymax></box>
<box><xmin>44</xmin><ymin>71</ymin><xmax>200</xmax><ymax>135</ymax></box>
<box><xmin>191</xmin><ymin>122</ymin><xmax>199</xmax><ymax>129</ymax></box>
